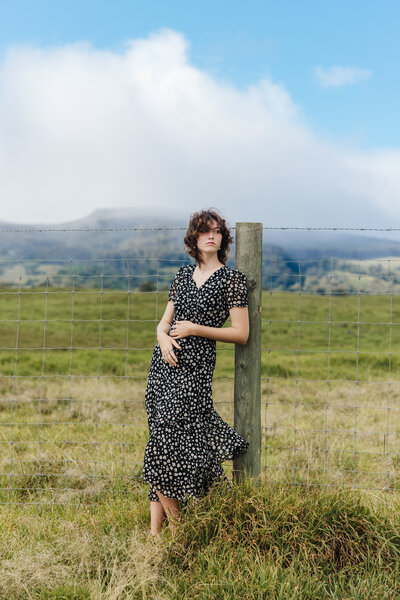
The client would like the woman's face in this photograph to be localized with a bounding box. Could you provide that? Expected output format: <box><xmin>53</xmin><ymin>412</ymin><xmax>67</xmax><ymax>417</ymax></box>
<box><xmin>196</xmin><ymin>218</ymin><xmax>223</xmax><ymax>259</ymax></box>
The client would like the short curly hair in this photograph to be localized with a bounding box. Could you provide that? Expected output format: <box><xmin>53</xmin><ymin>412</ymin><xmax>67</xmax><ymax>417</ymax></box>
<box><xmin>184</xmin><ymin>209</ymin><xmax>233</xmax><ymax>265</ymax></box>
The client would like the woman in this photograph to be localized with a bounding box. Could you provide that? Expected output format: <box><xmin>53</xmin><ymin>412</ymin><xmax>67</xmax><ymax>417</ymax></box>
<box><xmin>142</xmin><ymin>209</ymin><xmax>250</xmax><ymax>537</ymax></box>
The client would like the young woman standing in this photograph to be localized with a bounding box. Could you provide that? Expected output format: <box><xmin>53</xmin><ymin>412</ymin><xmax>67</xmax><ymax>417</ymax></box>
<box><xmin>142</xmin><ymin>209</ymin><xmax>250</xmax><ymax>537</ymax></box>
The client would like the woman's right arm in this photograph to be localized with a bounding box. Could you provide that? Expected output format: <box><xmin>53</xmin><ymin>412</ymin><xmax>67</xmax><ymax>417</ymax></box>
<box><xmin>157</xmin><ymin>300</ymin><xmax>181</xmax><ymax>366</ymax></box>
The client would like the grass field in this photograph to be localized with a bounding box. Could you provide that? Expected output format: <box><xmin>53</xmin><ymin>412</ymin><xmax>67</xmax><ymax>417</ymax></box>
<box><xmin>0</xmin><ymin>287</ymin><xmax>399</xmax><ymax>498</ymax></box>
<box><xmin>1</xmin><ymin>286</ymin><xmax>400</xmax><ymax>598</ymax></box>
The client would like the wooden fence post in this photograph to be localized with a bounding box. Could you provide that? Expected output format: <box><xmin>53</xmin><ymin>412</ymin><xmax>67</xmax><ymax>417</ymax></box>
<box><xmin>233</xmin><ymin>222</ymin><xmax>262</xmax><ymax>485</ymax></box>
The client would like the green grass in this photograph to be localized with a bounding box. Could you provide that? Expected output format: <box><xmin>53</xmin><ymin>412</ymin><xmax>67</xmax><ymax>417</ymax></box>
<box><xmin>263</xmin><ymin>291</ymin><xmax>400</xmax><ymax>381</ymax></box>
<box><xmin>0</xmin><ymin>287</ymin><xmax>399</xmax><ymax>380</ymax></box>
<box><xmin>0</xmin><ymin>287</ymin><xmax>400</xmax><ymax>597</ymax></box>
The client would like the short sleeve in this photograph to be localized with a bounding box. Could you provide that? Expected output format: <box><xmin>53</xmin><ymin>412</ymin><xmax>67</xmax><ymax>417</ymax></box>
<box><xmin>226</xmin><ymin>269</ymin><xmax>248</xmax><ymax>309</ymax></box>
<box><xmin>167</xmin><ymin>269</ymin><xmax>181</xmax><ymax>301</ymax></box>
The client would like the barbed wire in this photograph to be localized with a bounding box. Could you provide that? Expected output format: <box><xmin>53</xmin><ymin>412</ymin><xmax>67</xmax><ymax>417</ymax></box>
<box><xmin>0</xmin><ymin>227</ymin><xmax>188</xmax><ymax>233</ymax></box>
<box><xmin>1</xmin><ymin>225</ymin><xmax>400</xmax><ymax>233</ymax></box>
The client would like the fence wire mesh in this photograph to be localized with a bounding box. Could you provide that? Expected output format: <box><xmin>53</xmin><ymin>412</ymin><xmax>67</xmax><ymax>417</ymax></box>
<box><xmin>0</xmin><ymin>225</ymin><xmax>399</xmax><ymax>504</ymax></box>
<box><xmin>263</xmin><ymin>253</ymin><xmax>400</xmax><ymax>492</ymax></box>
<box><xmin>0</xmin><ymin>256</ymin><xmax>182</xmax><ymax>505</ymax></box>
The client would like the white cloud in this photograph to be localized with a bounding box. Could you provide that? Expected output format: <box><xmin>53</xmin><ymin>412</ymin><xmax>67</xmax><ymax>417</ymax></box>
<box><xmin>0</xmin><ymin>29</ymin><xmax>398</xmax><ymax>227</ymax></box>
<box><xmin>314</xmin><ymin>65</ymin><xmax>372</xmax><ymax>88</ymax></box>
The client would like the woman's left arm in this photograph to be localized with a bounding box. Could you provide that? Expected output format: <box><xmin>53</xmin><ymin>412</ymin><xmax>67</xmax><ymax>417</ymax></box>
<box><xmin>170</xmin><ymin>307</ymin><xmax>249</xmax><ymax>346</ymax></box>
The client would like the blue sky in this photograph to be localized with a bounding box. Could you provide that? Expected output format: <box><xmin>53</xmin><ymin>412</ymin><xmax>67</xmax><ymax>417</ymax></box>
<box><xmin>0</xmin><ymin>0</ymin><xmax>398</xmax><ymax>148</ymax></box>
<box><xmin>0</xmin><ymin>0</ymin><xmax>399</xmax><ymax>225</ymax></box>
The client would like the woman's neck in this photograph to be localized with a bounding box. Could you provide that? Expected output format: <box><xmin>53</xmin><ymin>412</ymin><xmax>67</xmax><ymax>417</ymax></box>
<box><xmin>196</xmin><ymin>256</ymin><xmax>223</xmax><ymax>272</ymax></box>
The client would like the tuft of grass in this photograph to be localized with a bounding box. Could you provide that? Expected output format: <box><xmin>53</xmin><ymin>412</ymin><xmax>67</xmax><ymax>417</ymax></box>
<box><xmin>164</xmin><ymin>478</ymin><xmax>400</xmax><ymax>599</ymax></box>
<box><xmin>174</xmin><ymin>478</ymin><xmax>400</xmax><ymax>567</ymax></box>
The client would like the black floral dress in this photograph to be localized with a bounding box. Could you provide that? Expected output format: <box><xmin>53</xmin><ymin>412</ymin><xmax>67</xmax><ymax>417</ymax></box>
<box><xmin>142</xmin><ymin>263</ymin><xmax>249</xmax><ymax>503</ymax></box>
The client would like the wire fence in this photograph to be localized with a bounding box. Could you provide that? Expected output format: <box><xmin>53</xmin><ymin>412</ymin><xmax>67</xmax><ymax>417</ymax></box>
<box><xmin>0</xmin><ymin>255</ymin><xmax>192</xmax><ymax>505</ymax></box>
<box><xmin>263</xmin><ymin>252</ymin><xmax>400</xmax><ymax>493</ymax></box>
<box><xmin>0</xmin><ymin>225</ymin><xmax>399</xmax><ymax>504</ymax></box>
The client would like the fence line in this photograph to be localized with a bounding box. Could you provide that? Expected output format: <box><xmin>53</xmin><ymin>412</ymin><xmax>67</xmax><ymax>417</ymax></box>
<box><xmin>2</xmin><ymin>225</ymin><xmax>400</xmax><ymax>232</ymax></box>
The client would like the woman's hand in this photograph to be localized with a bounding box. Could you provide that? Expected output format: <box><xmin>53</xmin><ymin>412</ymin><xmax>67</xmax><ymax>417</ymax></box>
<box><xmin>169</xmin><ymin>320</ymin><xmax>198</xmax><ymax>340</ymax></box>
<box><xmin>159</xmin><ymin>333</ymin><xmax>181</xmax><ymax>367</ymax></box>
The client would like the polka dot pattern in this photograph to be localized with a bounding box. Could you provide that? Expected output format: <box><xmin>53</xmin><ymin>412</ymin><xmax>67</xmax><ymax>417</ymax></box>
<box><xmin>142</xmin><ymin>264</ymin><xmax>250</xmax><ymax>502</ymax></box>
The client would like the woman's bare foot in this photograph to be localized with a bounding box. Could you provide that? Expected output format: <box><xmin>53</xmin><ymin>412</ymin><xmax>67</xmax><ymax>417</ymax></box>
<box><xmin>150</xmin><ymin>499</ymin><xmax>167</xmax><ymax>536</ymax></box>
<box><xmin>155</xmin><ymin>489</ymin><xmax>181</xmax><ymax>537</ymax></box>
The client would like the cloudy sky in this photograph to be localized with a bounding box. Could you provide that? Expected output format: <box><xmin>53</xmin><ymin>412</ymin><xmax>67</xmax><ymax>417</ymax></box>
<box><xmin>0</xmin><ymin>0</ymin><xmax>399</xmax><ymax>226</ymax></box>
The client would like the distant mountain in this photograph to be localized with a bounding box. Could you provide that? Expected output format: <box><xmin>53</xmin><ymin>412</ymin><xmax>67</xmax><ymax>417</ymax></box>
<box><xmin>2</xmin><ymin>208</ymin><xmax>400</xmax><ymax>260</ymax></box>
<box><xmin>1</xmin><ymin>209</ymin><xmax>400</xmax><ymax>291</ymax></box>
<box><xmin>264</xmin><ymin>229</ymin><xmax>400</xmax><ymax>260</ymax></box>
<box><xmin>0</xmin><ymin>208</ymin><xmax>187</xmax><ymax>261</ymax></box>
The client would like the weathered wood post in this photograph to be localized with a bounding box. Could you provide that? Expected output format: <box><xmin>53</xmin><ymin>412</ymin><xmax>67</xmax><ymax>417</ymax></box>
<box><xmin>233</xmin><ymin>222</ymin><xmax>262</xmax><ymax>485</ymax></box>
